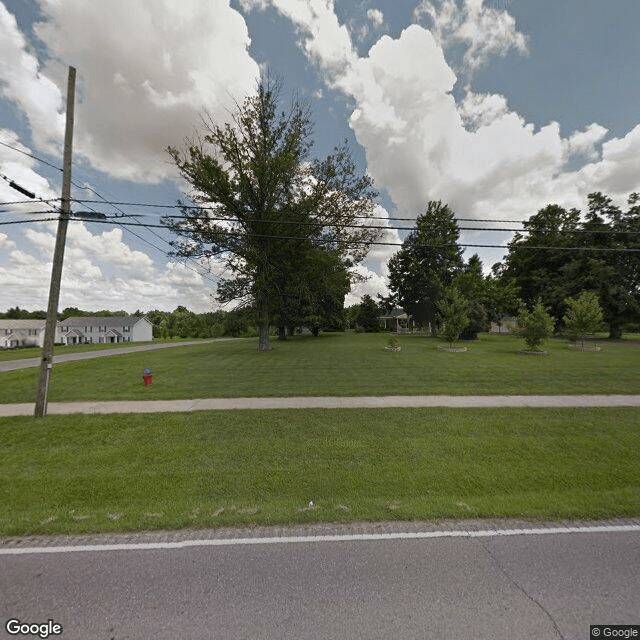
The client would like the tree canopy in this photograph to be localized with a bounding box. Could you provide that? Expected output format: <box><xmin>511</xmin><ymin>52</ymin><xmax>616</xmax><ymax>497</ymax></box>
<box><xmin>387</xmin><ymin>200</ymin><xmax>464</xmax><ymax>328</ymax></box>
<box><xmin>501</xmin><ymin>192</ymin><xmax>640</xmax><ymax>338</ymax></box>
<box><xmin>163</xmin><ymin>79</ymin><xmax>380</xmax><ymax>350</ymax></box>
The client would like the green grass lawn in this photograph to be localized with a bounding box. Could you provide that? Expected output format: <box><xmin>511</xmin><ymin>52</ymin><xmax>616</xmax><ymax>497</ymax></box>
<box><xmin>0</xmin><ymin>337</ymin><xmax>206</xmax><ymax>363</ymax></box>
<box><xmin>1</xmin><ymin>407</ymin><xmax>638</xmax><ymax>536</ymax></box>
<box><xmin>0</xmin><ymin>332</ymin><xmax>638</xmax><ymax>403</ymax></box>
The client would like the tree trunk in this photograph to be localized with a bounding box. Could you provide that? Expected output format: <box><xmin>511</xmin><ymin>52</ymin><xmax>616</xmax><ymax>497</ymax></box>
<box><xmin>257</xmin><ymin>301</ymin><xmax>272</xmax><ymax>351</ymax></box>
<box><xmin>258</xmin><ymin>323</ymin><xmax>272</xmax><ymax>351</ymax></box>
<box><xmin>277</xmin><ymin>326</ymin><xmax>287</xmax><ymax>341</ymax></box>
<box><xmin>608</xmin><ymin>322</ymin><xmax>623</xmax><ymax>340</ymax></box>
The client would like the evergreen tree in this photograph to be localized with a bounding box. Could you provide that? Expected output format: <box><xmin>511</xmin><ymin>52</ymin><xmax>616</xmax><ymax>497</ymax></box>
<box><xmin>355</xmin><ymin>295</ymin><xmax>381</xmax><ymax>332</ymax></box>
<box><xmin>387</xmin><ymin>201</ymin><xmax>463</xmax><ymax>329</ymax></box>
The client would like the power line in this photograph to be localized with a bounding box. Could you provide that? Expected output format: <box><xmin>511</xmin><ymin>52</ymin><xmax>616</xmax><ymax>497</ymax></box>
<box><xmin>0</xmin><ymin>217</ymin><xmax>59</xmax><ymax>225</ymax></box>
<box><xmin>69</xmin><ymin>181</ymin><xmax>223</xmax><ymax>286</ymax></box>
<box><xmin>5</xmin><ymin>139</ymin><xmax>637</xmax><ymax>254</ymax></box>
<box><xmin>72</xmin><ymin>199</ymin><xmax>531</xmax><ymax>225</ymax></box>
<box><xmin>0</xmin><ymin>209</ymin><xmax>60</xmax><ymax>216</ymax></box>
<box><xmin>64</xmin><ymin>217</ymin><xmax>640</xmax><ymax>252</ymax></box>
<box><xmin>0</xmin><ymin>140</ymin><xmax>63</xmax><ymax>173</ymax></box>
<box><xmin>1</xmin><ymin>136</ymin><xmax>220</xmax><ymax>284</ymax></box>
<box><xmin>71</xmin><ymin>209</ymin><xmax>640</xmax><ymax>237</ymax></box>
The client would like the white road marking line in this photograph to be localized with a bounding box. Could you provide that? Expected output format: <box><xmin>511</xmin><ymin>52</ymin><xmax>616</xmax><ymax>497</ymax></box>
<box><xmin>1</xmin><ymin>525</ymin><xmax>639</xmax><ymax>555</ymax></box>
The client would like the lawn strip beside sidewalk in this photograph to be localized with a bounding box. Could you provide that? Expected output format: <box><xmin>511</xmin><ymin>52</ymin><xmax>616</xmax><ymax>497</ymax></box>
<box><xmin>1</xmin><ymin>407</ymin><xmax>638</xmax><ymax>536</ymax></box>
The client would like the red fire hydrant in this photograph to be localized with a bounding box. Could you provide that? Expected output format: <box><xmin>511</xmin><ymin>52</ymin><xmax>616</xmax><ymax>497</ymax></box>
<box><xmin>143</xmin><ymin>367</ymin><xmax>153</xmax><ymax>386</ymax></box>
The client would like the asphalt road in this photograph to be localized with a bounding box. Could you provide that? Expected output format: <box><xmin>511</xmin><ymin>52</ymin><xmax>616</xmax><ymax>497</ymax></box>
<box><xmin>1</xmin><ymin>523</ymin><xmax>639</xmax><ymax>640</ymax></box>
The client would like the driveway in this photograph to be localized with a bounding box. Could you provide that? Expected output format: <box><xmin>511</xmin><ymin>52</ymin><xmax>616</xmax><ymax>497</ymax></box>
<box><xmin>0</xmin><ymin>339</ymin><xmax>233</xmax><ymax>373</ymax></box>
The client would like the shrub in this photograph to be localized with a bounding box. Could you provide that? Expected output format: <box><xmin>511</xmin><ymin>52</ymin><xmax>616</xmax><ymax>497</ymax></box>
<box><xmin>516</xmin><ymin>299</ymin><xmax>554</xmax><ymax>351</ymax></box>
<box><xmin>563</xmin><ymin>291</ymin><xmax>604</xmax><ymax>347</ymax></box>
<box><xmin>436</xmin><ymin>287</ymin><xmax>470</xmax><ymax>347</ymax></box>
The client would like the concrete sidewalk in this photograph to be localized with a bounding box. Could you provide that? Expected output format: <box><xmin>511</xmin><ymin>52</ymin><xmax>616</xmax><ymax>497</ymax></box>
<box><xmin>1</xmin><ymin>394</ymin><xmax>640</xmax><ymax>416</ymax></box>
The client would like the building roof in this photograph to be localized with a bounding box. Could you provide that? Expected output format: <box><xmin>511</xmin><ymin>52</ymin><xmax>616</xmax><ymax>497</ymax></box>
<box><xmin>379</xmin><ymin>308</ymin><xmax>409</xmax><ymax>319</ymax></box>
<box><xmin>58</xmin><ymin>316</ymin><xmax>146</xmax><ymax>328</ymax></box>
<box><xmin>0</xmin><ymin>319</ymin><xmax>46</xmax><ymax>330</ymax></box>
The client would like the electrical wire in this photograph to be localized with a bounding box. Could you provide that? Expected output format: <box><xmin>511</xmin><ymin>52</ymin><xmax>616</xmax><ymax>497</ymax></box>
<box><xmin>70</xmin><ymin>201</ymin><xmax>640</xmax><ymax>236</ymax></box>
<box><xmin>1</xmin><ymin>138</ymin><xmax>215</xmax><ymax>280</ymax></box>
<box><xmin>69</xmin><ymin>209</ymin><xmax>640</xmax><ymax>237</ymax></box>
<box><xmin>0</xmin><ymin>140</ymin><xmax>62</xmax><ymax>173</ymax></box>
<box><xmin>73</xmin><ymin>199</ymin><xmax>531</xmax><ymax>225</ymax></box>
<box><xmin>0</xmin><ymin>217</ymin><xmax>59</xmax><ymax>225</ymax></box>
<box><xmin>64</xmin><ymin>217</ymin><xmax>640</xmax><ymax>252</ymax></box>
<box><xmin>69</xmin><ymin>180</ymin><xmax>222</xmax><ymax>286</ymax></box>
<box><xmin>4</xmin><ymin>139</ymin><xmax>637</xmax><ymax>256</ymax></box>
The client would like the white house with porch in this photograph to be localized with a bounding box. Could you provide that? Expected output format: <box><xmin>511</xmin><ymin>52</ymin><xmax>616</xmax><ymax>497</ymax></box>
<box><xmin>0</xmin><ymin>319</ymin><xmax>46</xmax><ymax>349</ymax></box>
<box><xmin>56</xmin><ymin>316</ymin><xmax>153</xmax><ymax>345</ymax></box>
<box><xmin>379</xmin><ymin>308</ymin><xmax>417</xmax><ymax>333</ymax></box>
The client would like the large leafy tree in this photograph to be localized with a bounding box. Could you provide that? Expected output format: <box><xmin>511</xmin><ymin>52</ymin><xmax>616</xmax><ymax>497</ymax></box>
<box><xmin>164</xmin><ymin>79</ymin><xmax>379</xmax><ymax>351</ymax></box>
<box><xmin>502</xmin><ymin>203</ymin><xmax>581</xmax><ymax>323</ymax></box>
<box><xmin>271</xmin><ymin>242</ymin><xmax>350</xmax><ymax>337</ymax></box>
<box><xmin>503</xmin><ymin>193</ymin><xmax>640</xmax><ymax>338</ymax></box>
<box><xmin>387</xmin><ymin>201</ymin><xmax>464</xmax><ymax>328</ymax></box>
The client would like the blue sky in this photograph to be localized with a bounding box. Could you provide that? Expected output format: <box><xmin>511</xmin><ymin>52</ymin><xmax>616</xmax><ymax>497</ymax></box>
<box><xmin>1</xmin><ymin>0</ymin><xmax>639</xmax><ymax>313</ymax></box>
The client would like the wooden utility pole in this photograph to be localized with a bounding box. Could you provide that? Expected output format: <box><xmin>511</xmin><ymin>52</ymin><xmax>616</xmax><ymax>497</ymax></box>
<box><xmin>34</xmin><ymin>66</ymin><xmax>76</xmax><ymax>418</ymax></box>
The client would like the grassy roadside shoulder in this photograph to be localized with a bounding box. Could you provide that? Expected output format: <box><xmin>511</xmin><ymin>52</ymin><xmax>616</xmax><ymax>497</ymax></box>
<box><xmin>1</xmin><ymin>407</ymin><xmax>639</xmax><ymax>536</ymax></box>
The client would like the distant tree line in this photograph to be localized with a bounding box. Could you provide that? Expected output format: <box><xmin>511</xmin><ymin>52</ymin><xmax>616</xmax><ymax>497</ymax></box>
<box><xmin>498</xmin><ymin>192</ymin><xmax>640</xmax><ymax>338</ymax></box>
<box><xmin>0</xmin><ymin>306</ymin><xmax>263</xmax><ymax>340</ymax></box>
<box><xmin>0</xmin><ymin>307</ymin><xmax>132</xmax><ymax>320</ymax></box>
<box><xmin>146</xmin><ymin>306</ymin><xmax>260</xmax><ymax>339</ymax></box>
<box><xmin>383</xmin><ymin>193</ymin><xmax>640</xmax><ymax>340</ymax></box>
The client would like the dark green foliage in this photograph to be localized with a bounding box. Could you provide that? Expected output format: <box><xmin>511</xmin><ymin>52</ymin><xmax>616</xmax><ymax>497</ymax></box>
<box><xmin>516</xmin><ymin>299</ymin><xmax>555</xmax><ymax>351</ymax></box>
<box><xmin>387</xmin><ymin>200</ymin><xmax>464</xmax><ymax>328</ymax></box>
<box><xmin>354</xmin><ymin>294</ymin><xmax>381</xmax><ymax>332</ymax></box>
<box><xmin>454</xmin><ymin>254</ymin><xmax>490</xmax><ymax>339</ymax></box>
<box><xmin>483</xmin><ymin>266</ymin><xmax>521</xmax><ymax>330</ymax></box>
<box><xmin>503</xmin><ymin>192</ymin><xmax>640</xmax><ymax>338</ymax></box>
<box><xmin>0</xmin><ymin>307</ymin><xmax>47</xmax><ymax>319</ymax></box>
<box><xmin>436</xmin><ymin>286</ymin><xmax>470</xmax><ymax>346</ymax></box>
<box><xmin>145</xmin><ymin>307</ymin><xmax>256</xmax><ymax>339</ymax></box>
<box><xmin>271</xmin><ymin>242</ymin><xmax>350</xmax><ymax>337</ymax></box>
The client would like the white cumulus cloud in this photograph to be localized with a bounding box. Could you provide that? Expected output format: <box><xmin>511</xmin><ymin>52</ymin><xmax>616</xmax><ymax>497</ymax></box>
<box><xmin>24</xmin><ymin>0</ymin><xmax>260</xmax><ymax>183</ymax></box>
<box><xmin>415</xmin><ymin>0</ymin><xmax>528</xmax><ymax>72</ymax></box>
<box><xmin>366</xmin><ymin>8</ymin><xmax>384</xmax><ymax>28</ymax></box>
<box><xmin>0</xmin><ymin>4</ymin><xmax>65</xmax><ymax>153</ymax></box>
<box><xmin>564</xmin><ymin>123</ymin><xmax>609</xmax><ymax>160</ymax></box>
